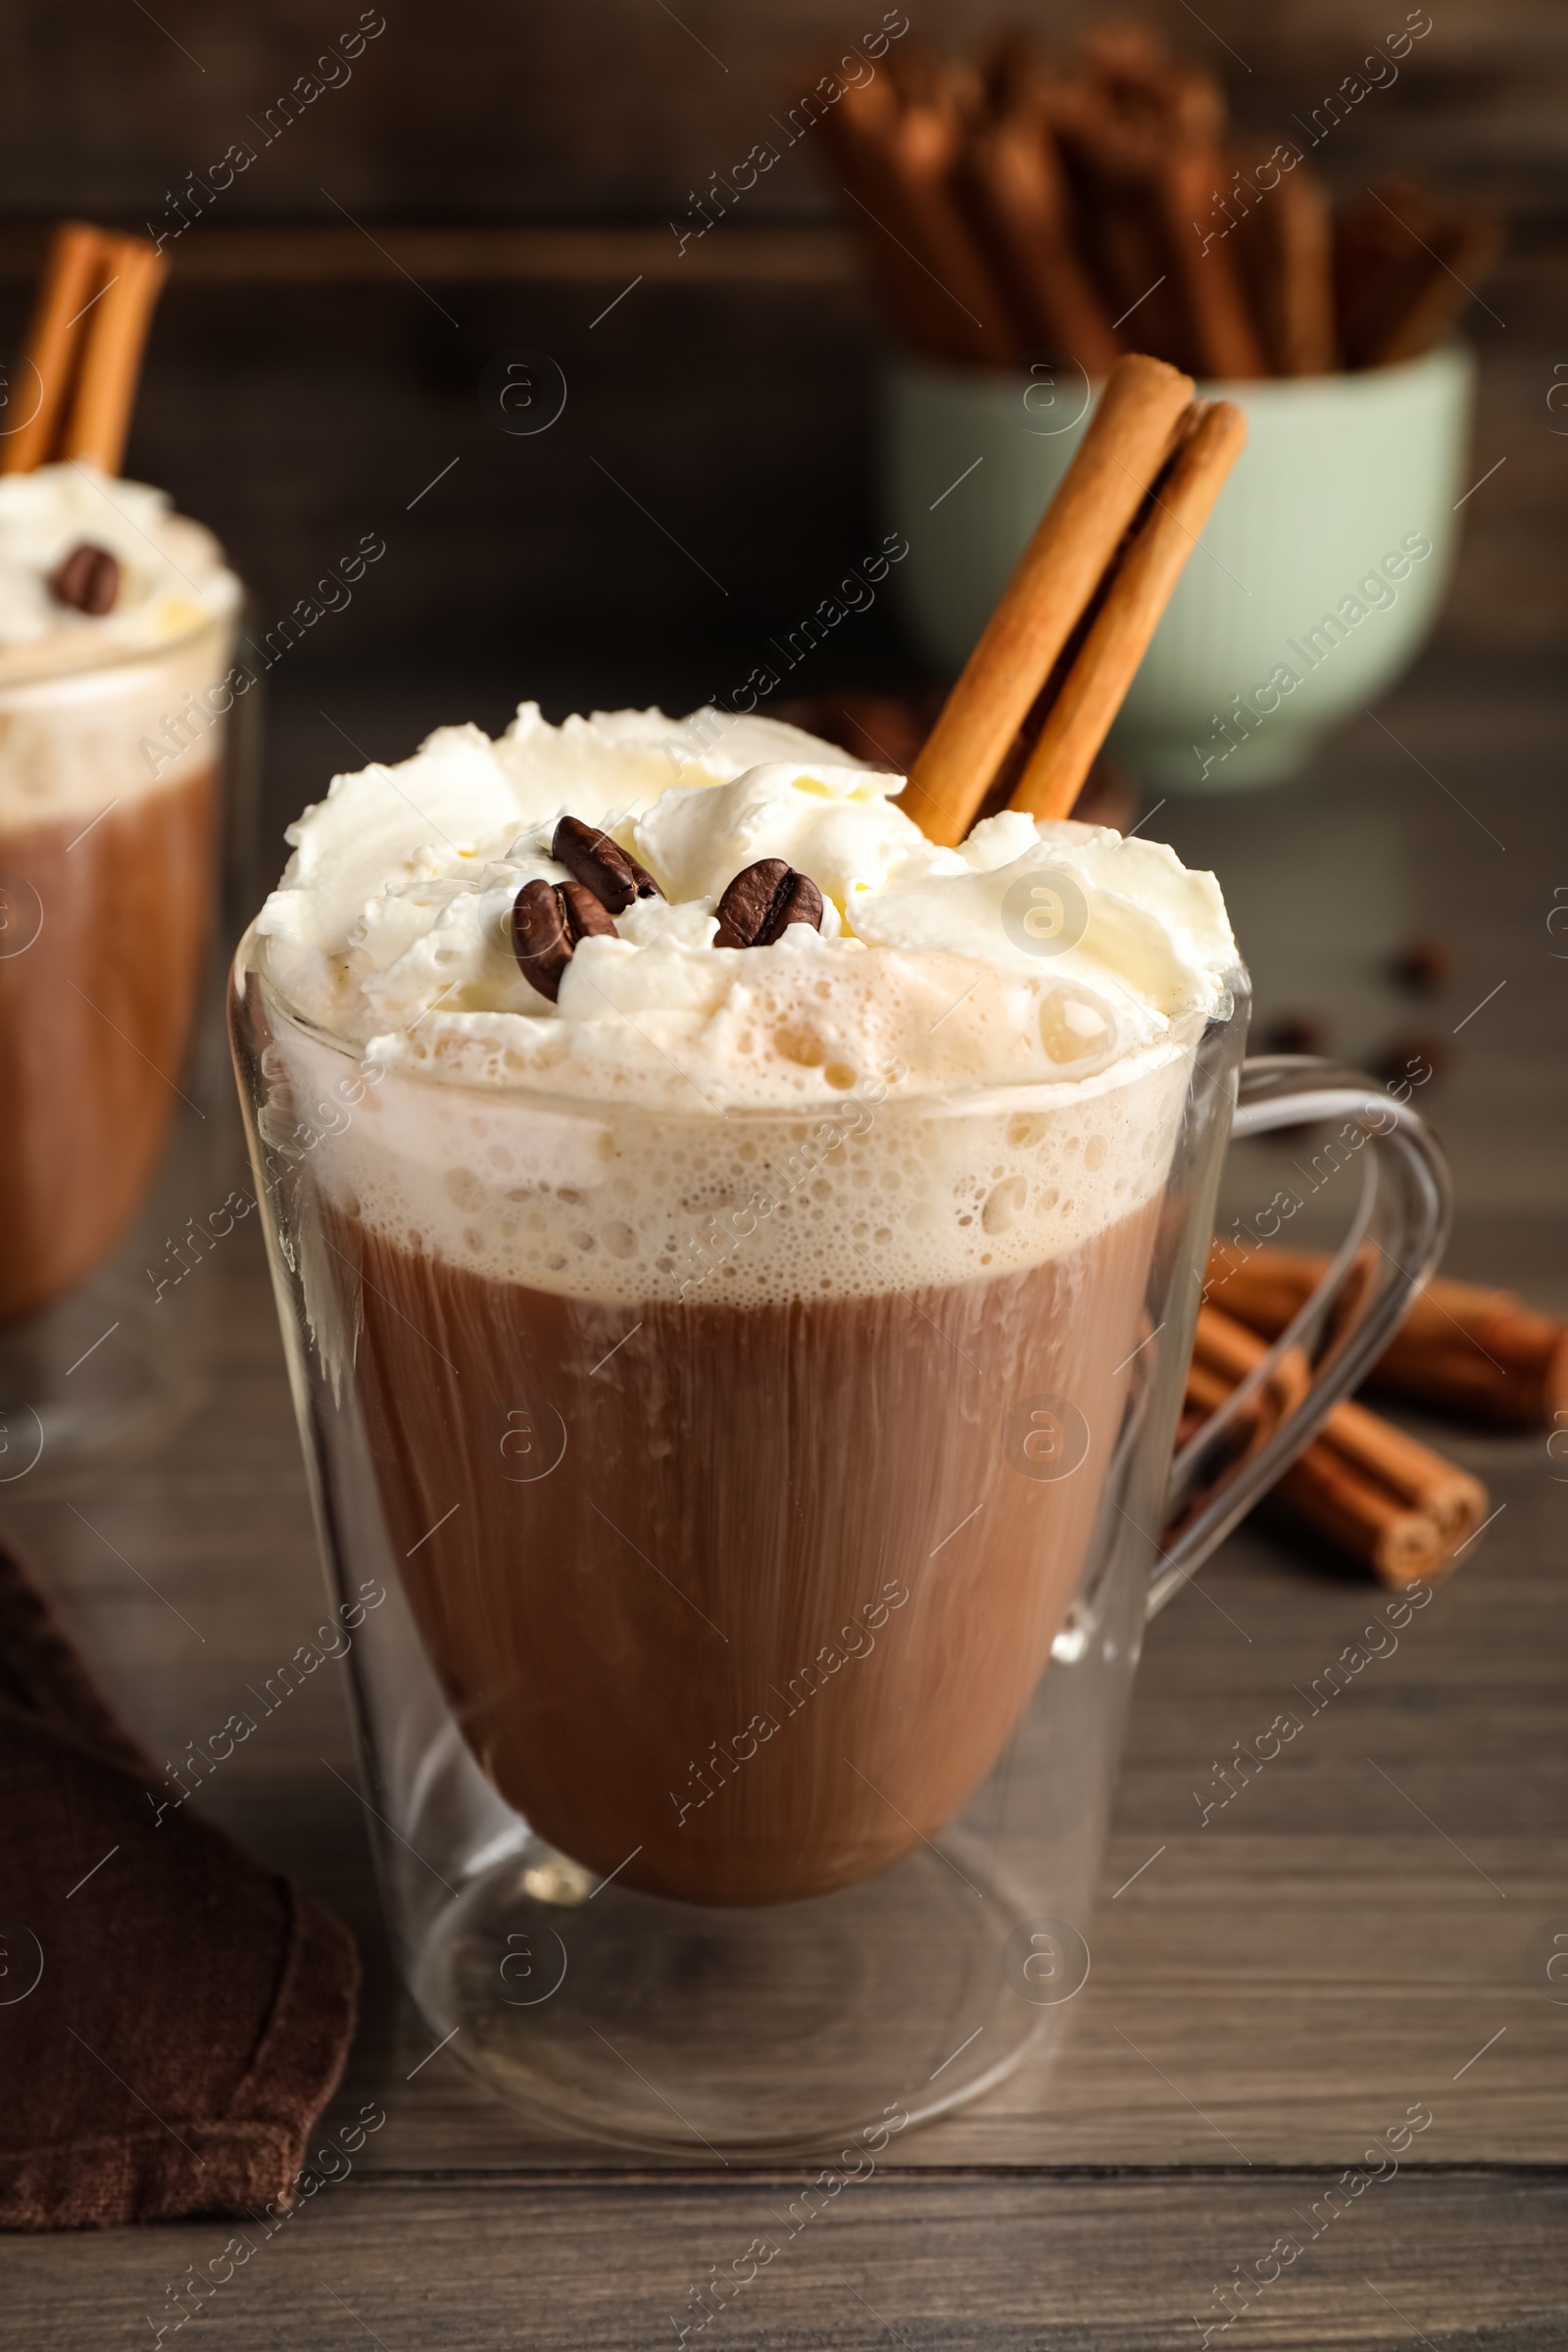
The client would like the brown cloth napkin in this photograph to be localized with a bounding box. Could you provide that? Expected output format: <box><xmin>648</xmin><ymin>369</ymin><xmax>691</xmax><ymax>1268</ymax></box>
<box><xmin>0</xmin><ymin>1532</ymin><xmax>359</xmax><ymax>2229</ymax></box>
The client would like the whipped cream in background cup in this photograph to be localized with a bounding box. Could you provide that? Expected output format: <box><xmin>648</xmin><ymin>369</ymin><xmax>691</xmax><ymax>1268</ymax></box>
<box><xmin>0</xmin><ymin>463</ymin><xmax>244</xmax><ymax>1479</ymax></box>
<box><xmin>231</xmin><ymin>704</ymin><xmax>1449</xmax><ymax>2155</ymax></box>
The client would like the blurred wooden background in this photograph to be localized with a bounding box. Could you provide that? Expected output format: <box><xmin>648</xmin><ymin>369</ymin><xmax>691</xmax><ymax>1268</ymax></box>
<box><xmin>1</xmin><ymin>0</ymin><xmax>1564</xmax><ymax>730</ymax></box>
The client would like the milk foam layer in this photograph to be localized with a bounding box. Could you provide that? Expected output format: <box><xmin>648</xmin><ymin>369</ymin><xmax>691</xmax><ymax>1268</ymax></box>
<box><xmin>0</xmin><ymin>466</ymin><xmax>240</xmax><ymax>828</ymax></box>
<box><xmin>250</xmin><ymin>704</ymin><xmax>1239</xmax><ymax>1304</ymax></box>
<box><xmin>265</xmin><ymin>1025</ymin><xmax>1197</xmax><ymax>1308</ymax></box>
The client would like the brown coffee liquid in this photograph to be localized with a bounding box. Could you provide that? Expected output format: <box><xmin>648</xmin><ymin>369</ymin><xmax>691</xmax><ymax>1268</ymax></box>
<box><xmin>345</xmin><ymin>1196</ymin><xmax>1158</xmax><ymax>1906</ymax></box>
<box><xmin>0</xmin><ymin>767</ymin><xmax>214</xmax><ymax>1321</ymax></box>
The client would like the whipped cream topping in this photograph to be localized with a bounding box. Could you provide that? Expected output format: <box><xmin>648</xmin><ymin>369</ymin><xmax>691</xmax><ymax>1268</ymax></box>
<box><xmin>0</xmin><ymin>463</ymin><xmax>239</xmax><ymax>679</ymax></box>
<box><xmin>258</xmin><ymin>703</ymin><xmax>1237</xmax><ymax>1110</ymax></box>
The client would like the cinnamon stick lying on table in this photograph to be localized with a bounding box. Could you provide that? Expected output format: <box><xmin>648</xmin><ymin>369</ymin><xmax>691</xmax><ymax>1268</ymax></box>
<box><xmin>1170</xmin><ymin>1305</ymin><xmax>1309</xmax><ymax>1522</ymax></box>
<box><xmin>1185</xmin><ymin>1304</ymin><xmax>1489</xmax><ymax>1588</ymax></box>
<box><xmin>1205</xmin><ymin>1241</ymin><xmax>1568</xmax><ymax>1428</ymax></box>
<box><xmin>907</xmin><ymin>350</ymin><xmax>1199</xmax><ymax>846</ymax></box>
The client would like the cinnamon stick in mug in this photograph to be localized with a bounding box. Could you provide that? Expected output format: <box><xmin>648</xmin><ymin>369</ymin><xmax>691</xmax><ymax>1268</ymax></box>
<box><xmin>1009</xmin><ymin>395</ymin><xmax>1248</xmax><ymax>821</ymax></box>
<box><xmin>908</xmin><ymin>351</ymin><xmax>1194</xmax><ymax>846</ymax></box>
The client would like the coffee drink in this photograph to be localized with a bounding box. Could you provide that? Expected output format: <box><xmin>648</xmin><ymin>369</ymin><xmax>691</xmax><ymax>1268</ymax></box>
<box><xmin>346</xmin><ymin>1199</ymin><xmax>1159</xmax><ymax>1903</ymax></box>
<box><xmin>0</xmin><ymin>770</ymin><xmax>214</xmax><ymax>1319</ymax></box>
<box><xmin>0</xmin><ymin>464</ymin><xmax>239</xmax><ymax>1320</ymax></box>
<box><xmin>249</xmin><ymin>704</ymin><xmax>1235</xmax><ymax>1904</ymax></box>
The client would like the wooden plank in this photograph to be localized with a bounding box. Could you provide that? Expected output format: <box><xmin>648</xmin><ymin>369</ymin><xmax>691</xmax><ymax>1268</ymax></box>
<box><xmin>7</xmin><ymin>2174</ymin><xmax>1568</xmax><ymax>2348</ymax></box>
<box><xmin>3</xmin><ymin>0</ymin><xmax>1566</xmax><ymax>234</ymax></box>
<box><xmin>0</xmin><ymin>222</ymin><xmax>858</xmax><ymax>285</ymax></box>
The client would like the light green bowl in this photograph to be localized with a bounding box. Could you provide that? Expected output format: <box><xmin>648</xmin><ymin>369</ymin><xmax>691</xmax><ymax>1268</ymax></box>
<box><xmin>882</xmin><ymin>343</ymin><xmax>1475</xmax><ymax>788</ymax></box>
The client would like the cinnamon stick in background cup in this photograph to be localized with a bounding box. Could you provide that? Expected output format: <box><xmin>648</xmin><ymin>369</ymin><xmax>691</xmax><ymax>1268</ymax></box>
<box><xmin>887</xmin><ymin>98</ymin><xmax>1019</xmax><ymax>368</ymax></box>
<box><xmin>1230</xmin><ymin>150</ymin><xmax>1339</xmax><ymax>377</ymax></box>
<box><xmin>1336</xmin><ymin>178</ymin><xmax>1504</xmax><ymax>371</ymax></box>
<box><xmin>962</xmin><ymin>104</ymin><xmax>1121</xmax><ymax>378</ymax></box>
<box><xmin>0</xmin><ymin>220</ymin><xmax>243</xmax><ymax>1472</ymax></box>
<box><xmin>1147</xmin><ymin>128</ymin><xmax>1270</xmax><ymax>380</ymax></box>
<box><xmin>1054</xmin><ymin>96</ymin><xmax>1193</xmax><ymax>369</ymax></box>
<box><xmin>820</xmin><ymin>76</ymin><xmax>961</xmax><ymax>362</ymax></box>
<box><xmin>823</xmin><ymin>76</ymin><xmax>1004</xmax><ymax>365</ymax></box>
<box><xmin>60</xmin><ymin>233</ymin><xmax>170</xmax><ymax>473</ymax></box>
<box><xmin>837</xmin><ymin>23</ymin><xmax>1491</xmax><ymax>794</ymax></box>
<box><xmin>0</xmin><ymin>221</ymin><xmax>109</xmax><ymax>476</ymax></box>
<box><xmin>827</xmin><ymin>30</ymin><xmax>1503</xmax><ymax>380</ymax></box>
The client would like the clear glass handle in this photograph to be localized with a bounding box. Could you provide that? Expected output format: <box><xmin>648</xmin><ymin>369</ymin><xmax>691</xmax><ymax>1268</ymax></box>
<box><xmin>1149</xmin><ymin>1055</ymin><xmax>1451</xmax><ymax>1618</ymax></box>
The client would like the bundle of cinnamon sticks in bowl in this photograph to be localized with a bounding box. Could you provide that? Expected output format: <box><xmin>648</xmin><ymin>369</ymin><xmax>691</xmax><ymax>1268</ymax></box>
<box><xmin>823</xmin><ymin>23</ymin><xmax>1500</xmax><ymax>380</ymax></box>
<box><xmin>845</xmin><ymin>24</ymin><xmax>1499</xmax><ymax>788</ymax></box>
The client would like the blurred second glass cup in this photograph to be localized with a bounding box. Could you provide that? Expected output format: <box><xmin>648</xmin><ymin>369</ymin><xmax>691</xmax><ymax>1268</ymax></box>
<box><xmin>0</xmin><ymin>476</ymin><xmax>244</xmax><ymax>1483</ymax></box>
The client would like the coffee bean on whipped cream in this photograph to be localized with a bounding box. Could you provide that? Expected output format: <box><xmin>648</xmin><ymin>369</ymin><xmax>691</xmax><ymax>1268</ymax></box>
<box><xmin>714</xmin><ymin>858</ymin><xmax>824</xmax><ymax>950</ymax></box>
<box><xmin>512</xmin><ymin>876</ymin><xmax>616</xmax><ymax>1003</ymax></box>
<box><xmin>48</xmin><ymin>541</ymin><xmax>121</xmax><ymax>616</ymax></box>
<box><xmin>552</xmin><ymin>815</ymin><xmax>662</xmax><ymax>915</ymax></box>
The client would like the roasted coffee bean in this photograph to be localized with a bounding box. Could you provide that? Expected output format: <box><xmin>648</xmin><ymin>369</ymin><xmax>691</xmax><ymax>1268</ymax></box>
<box><xmin>512</xmin><ymin>876</ymin><xmax>616</xmax><ymax>1002</ymax></box>
<box><xmin>552</xmin><ymin>814</ymin><xmax>661</xmax><ymax>914</ymax></box>
<box><xmin>1369</xmin><ymin>1034</ymin><xmax>1449</xmax><ymax>1088</ymax></box>
<box><xmin>713</xmin><ymin>858</ymin><xmax>824</xmax><ymax>950</ymax></box>
<box><xmin>48</xmin><ymin>541</ymin><xmax>120</xmax><ymax>616</ymax></box>
<box><xmin>1263</xmin><ymin>1011</ymin><xmax>1329</xmax><ymax>1057</ymax></box>
<box><xmin>1391</xmin><ymin>934</ymin><xmax>1453</xmax><ymax>995</ymax></box>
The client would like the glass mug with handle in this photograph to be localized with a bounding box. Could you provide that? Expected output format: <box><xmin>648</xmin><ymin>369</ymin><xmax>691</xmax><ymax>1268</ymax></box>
<box><xmin>231</xmin><ymin>905</ymin><xmax>1446</xmax><ymax>2156</ymax></box>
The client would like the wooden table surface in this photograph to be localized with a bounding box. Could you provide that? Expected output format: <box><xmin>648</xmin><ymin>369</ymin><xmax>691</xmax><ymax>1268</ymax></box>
<box><xmin>8</xmin><ymin>651</ymin><xmax>1567</xmax><ymax>2347</ymax></box>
